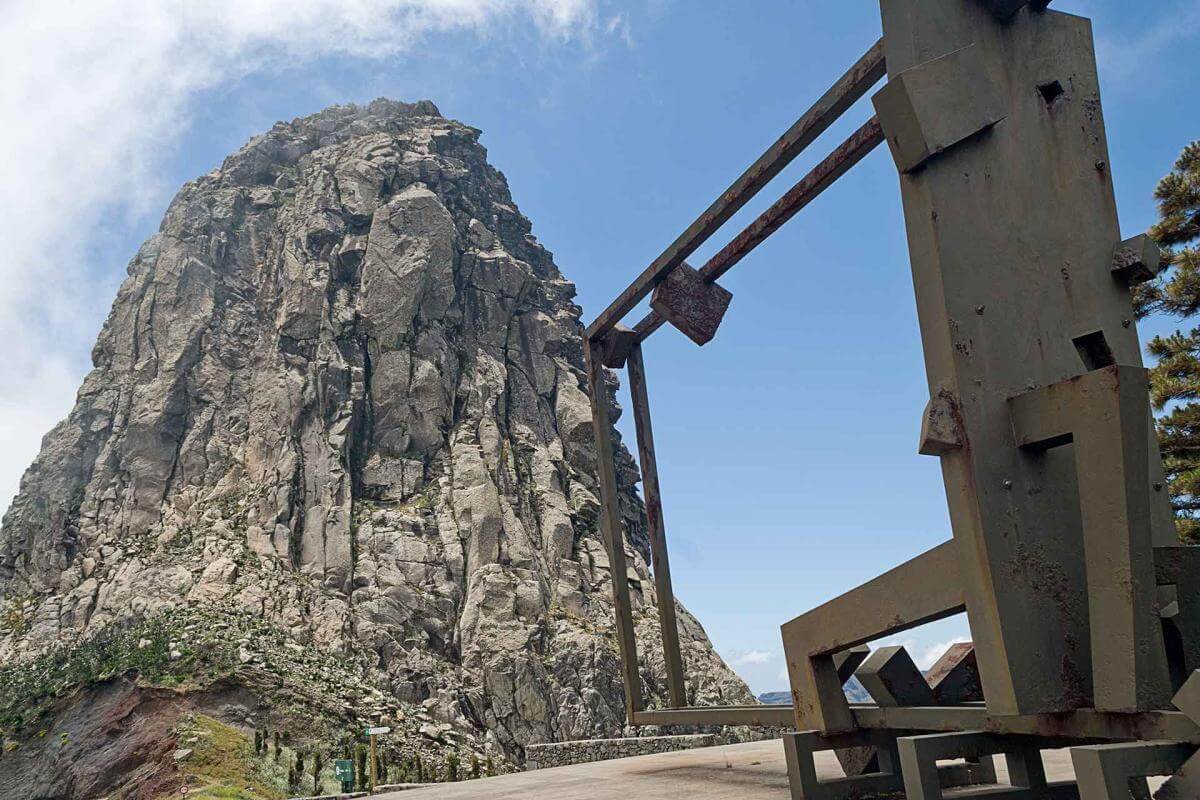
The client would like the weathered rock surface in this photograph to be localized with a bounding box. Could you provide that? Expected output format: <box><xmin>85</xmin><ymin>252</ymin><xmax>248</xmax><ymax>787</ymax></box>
<box><xmin>0</xmin><ymin>99</ymin><xmax>751</xmax><ymax>790</ymax></box>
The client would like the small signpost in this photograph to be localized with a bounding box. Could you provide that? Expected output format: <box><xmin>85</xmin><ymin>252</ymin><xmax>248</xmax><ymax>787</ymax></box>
<box><xmin>333</xmin><ymin>759</ymin><xmax>355</xmax><ymax>794</ymax></box>
<box><xmin>364</xmin><ymin>726</ymin><xmax>391</xmax><ymax>792</ymax></box>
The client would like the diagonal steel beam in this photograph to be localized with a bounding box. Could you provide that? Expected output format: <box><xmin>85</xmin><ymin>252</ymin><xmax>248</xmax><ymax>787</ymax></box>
<box><xmin>585</xmin><ymin>39</ymin><xmax>886</xmax><ymax>341</ymax></box>
<box><xmin>632</xmin><ymin>117</ymin><xmax>885</xmax><ymax>342</ymax></box>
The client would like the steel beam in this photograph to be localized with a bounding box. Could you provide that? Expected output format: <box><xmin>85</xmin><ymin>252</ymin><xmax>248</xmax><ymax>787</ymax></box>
<box><xmin>585</xmin><ymin>39</ymin><xmax>886</xmax><ymax>341</ymax></box>
<box><xmin>1157</xmin><ymin>552</ymin><xmax>1200</xmax><ymax>679</ymax></box>
<box><xmin>1071</xmin><ymin>741</ymin><xmax>1194</xmax><ymax>799</ymax></box>
<box><xmin>1009</xmin><ymin>365</ymin><xmax>1171</xmax><ymax>712</ymax></box>
<box><xmin>781</xmin><ymin>539</ymin><xmax>965</xmax><ymax>733</ymax></box>
<box><xmin>632</xmin><ymin>703</ymin><xmax>1200</xmax><ymax>743</ymax></box>
<box><xmin>877</xmin><ymin>0</ymin><xmax>1173</xmax><ymax>718</ymax></box>
<box><xmin>631</xmin><ymin>117</ymin><xmax>886</xmax><ymax>342</ymax></box>
<box><xmin>898</xmin><ymin>731</ymin><xmax>1073</xmax><ymax>800</ymax></box>
<box><xmin>626</xmin><ymin>344</ymin><xmax>687</xmax><ymax>708</ymax></box>
<box><xmin>583</xmin><ymin>338</ymin><xmax>642</xmax><ymax>716</ymax></box>
<box><xmin>784</xmin><ymin>730</ymin><xmax>903</xmax><ymax>800</ymax></box>
<box><xmin>927</xmin><ymin>644</ymin><xmax>984</xmax><ymax>704</ymax></box>
<box><xmin>855</xmin><ymin>646</ymin><xmax>937</xmax><ymax>707</ymax></box>
<box><xmin>858</xmin><ymin>706</ymin><xmax>1200</xmax><ymax>743</ymax></box>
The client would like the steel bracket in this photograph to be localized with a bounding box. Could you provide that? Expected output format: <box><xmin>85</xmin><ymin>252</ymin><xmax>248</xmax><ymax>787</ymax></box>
<box><xmin>1111</xmin><ymin>234</ymin><xmax>1163</xmax><ymax>285</ymax></box>
<box><xmin>649</xmin><ymin>262</ymin><xmax>732</xmax><ymax>346</ymax></box>
<box><xmin>872</xmin><ymin>44</ymin><xmax>1005</xmax><ymax>173</ymax></box>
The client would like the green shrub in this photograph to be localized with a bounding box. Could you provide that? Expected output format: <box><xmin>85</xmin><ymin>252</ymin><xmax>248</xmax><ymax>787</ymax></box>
<box><xmin>356</xmin><ymin>744</ymin><xmax>368</xmax><ymax>791</ymax></box>
<box><xmin>0</xmin><ymin>616</ymin><xmax>190</xmax><ymax>732</ymax></box>
<box><xmin>311</xmin><ymin>751</ymin><xmax>323</xmax><ymax>794</ymax></box>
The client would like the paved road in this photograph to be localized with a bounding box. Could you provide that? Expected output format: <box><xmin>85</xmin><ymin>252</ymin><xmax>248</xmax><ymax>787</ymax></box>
<box><xmin>374</xmin><ymin>739</ymin><xmax>1086</xmax><ymax>800</ymax></box>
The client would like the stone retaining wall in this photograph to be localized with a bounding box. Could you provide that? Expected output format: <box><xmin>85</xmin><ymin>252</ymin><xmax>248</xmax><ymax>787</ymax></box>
<box><xmin>525</xmin><ymin>734</ymin><xmax>719</xmax><ymax>770</ymax></box>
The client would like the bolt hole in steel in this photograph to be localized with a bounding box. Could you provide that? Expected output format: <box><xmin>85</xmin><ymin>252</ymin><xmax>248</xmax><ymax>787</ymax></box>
<box><xmin>1037</xmin><ymin>79</ymin><xmax>1065</xmax><ymax>105</ymax></box>
<box><xmin>1072</xmin><ymin>329</ymin><xmax>1116</xmax><ymax>371</ymax></box>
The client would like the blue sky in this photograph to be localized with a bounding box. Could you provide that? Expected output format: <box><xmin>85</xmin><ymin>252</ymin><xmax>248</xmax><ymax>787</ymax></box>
<box><xmin>3</xmin><ymin>0</ymin><xmax>1199</xmax><ymax>694</ymax></box>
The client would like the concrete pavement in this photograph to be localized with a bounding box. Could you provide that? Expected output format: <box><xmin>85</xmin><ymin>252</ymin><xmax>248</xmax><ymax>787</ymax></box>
<box><xmin>374</xmin><ymin>738</ymin><xmax>1085</xmax><ymax>800</ymax></box>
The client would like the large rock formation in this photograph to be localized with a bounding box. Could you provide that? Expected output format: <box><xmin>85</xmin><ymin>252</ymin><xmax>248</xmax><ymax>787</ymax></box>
<box><xmin>0</xmin><ymin>99</ymin><xmax>751</xmax><ymax>795</ymax></box>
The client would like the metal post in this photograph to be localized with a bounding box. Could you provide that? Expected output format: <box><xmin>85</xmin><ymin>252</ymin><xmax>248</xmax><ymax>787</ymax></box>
<box><xmin>627</xmin><ymin>344</ymin><xmax>687</xmax><ymax>707</ymax></box>
<box><xmin>369</xmin><ymin>732</ymin><xmax>377</xmax><ymax>792</ymax></box>
<box><xmin>584</xmin><ymin>337</ymin><xmax>643</xmax><ymax>717</ymax></box>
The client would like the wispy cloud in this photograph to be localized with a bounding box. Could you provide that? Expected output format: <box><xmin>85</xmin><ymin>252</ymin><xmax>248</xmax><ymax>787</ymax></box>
<box><xmin>605</xmin><ymin>12</ymin><xmax>634</xmax><ymax>47</ymax></box>
<box><xmin>0</xmin><ymin>0</ymin><xmax>615</xmax><ymax>513</ymax></box>
<box><xmin>916</xmin><ymin>637</ymin><xmax>971</xmax><ymax>671</ymax></box>
<box><xmin>1096</xmin><ymin>0</ymin><xmax>1200</xmax><ymax>88</ymax></box>
<box><xmin>732</xmin><ymin>649</ymin><xmax>773</xmax><ymax>666</ymax></box>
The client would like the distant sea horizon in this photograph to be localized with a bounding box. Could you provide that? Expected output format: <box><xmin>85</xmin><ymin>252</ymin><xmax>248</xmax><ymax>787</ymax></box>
<box><xmin>758</xmin><ymin>676</ymin><xmax>870</xmax><ymax>705</ymax></box>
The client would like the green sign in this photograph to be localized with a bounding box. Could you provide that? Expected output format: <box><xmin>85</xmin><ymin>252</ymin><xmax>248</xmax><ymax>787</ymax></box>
<box><xmin>334</xmin><ymin>759</ymin><xmax>354</xmax><ymax>781</ymax></box>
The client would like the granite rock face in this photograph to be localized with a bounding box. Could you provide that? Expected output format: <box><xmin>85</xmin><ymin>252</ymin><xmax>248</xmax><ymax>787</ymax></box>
<box><xmin>0</xmin><ymin>99</ymin><xmax>751</xmax><ymax>765</ymax></box>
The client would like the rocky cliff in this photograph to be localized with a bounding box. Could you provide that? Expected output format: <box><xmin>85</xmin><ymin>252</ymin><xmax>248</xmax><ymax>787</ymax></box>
<box><xmin>0</xmin><ymin>99</ymin><xmax>751</xmax><ymax>798</ymax></box>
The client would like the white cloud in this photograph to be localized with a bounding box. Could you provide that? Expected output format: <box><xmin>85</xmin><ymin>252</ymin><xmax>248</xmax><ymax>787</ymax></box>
<box><xmin>1095</xmin><ymin>0</ymin><xmax>1200</xmax><ymax>88</ymax></box>
<box><xmin>915</xmin><ymin>637</ymin><xmax>971</xmax><ymax>671</ymax></box>
<box><xmin>732</xmin><ymin>649</ymin><xmax>773</xmax><ymax>666</ymax></box>
<box><xmin>867</xmin><ymin>633</ymin><xmax>972</xmax><ymax>671</ymax></box>
<box><xmin>605</xmin><ymin>12</ymin><xmax>633</xmax><ymax>47</ymax></box>
<box><xmin>0</xmin><ymin>0</ymin><xmax>608</xmax><ymax>514</ymax></box>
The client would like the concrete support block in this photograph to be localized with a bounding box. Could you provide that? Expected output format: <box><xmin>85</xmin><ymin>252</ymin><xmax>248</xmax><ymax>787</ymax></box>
<box><xmin>926</xmin><ymin>643</ymin><xmax>984</xmax><ymax>704</ymax></box>
<box><xmin>1009</xmin><ymin>365</ymin><xmax>1172</xmax><ymax>712</ymax></box>
<box><xmin>1156</xmin><ymin>549</ymin><xmax>1200</xmax><ymax>682</ymax></box>
<box><xmin>784</xmin><ymin>731</ymin><xmax>902</xmax><ymax>800</ymax></box>
<box><xmin>855</xmin><ymin>645</ymin><xmax>937</xmax><ymax>707</ymax></box>
<box><xmin>649</xmin><ymin>262</ymin><xmax>732</xmax><ymax>346</ymax></box>
<box><xmin>1173</xmin><ymin>670</ymin><xmax>1200</xmax><ymax>721</ymax></box>
<box><xmin>1153</xmin><ymin>678</ymin><xmax>1200</xmax><ymax>797</ymax></box>
<box><xmin>1071</xmin><ymin>741</ymin><xmax>1195</xmax><ymax>800</ymax></box>
<box><xmin>833</xmin><ymin>645</ymin><xmax>871</xmax><ymax>683</ymax></box>
<box><xmin>829</xmin><ymin>645</ymin><xmax>877</xmax><ymax>777</ymax></box>
<box><xmin>1158</xmin><ymin>758</ymin><xmax>1200</xmax><ymax>800</ymax></box>
<box><xmin>594</xmin><ymin>324</ymin><xmax>639</xmax><ymax>368</ymax></box>
<box><xmin>1111</xmin><ymin>234</ymin><xmax>1162</xmax><ymax>285</ymax></box>
<box><xmin>782</xmin><ymin>540</ymin><xmax>964</xmax><ymax>733</ymax></box>
<box><xmin>898</xmin><ymin>731</ymin><xmax>1076</xmax><ymax>800</ymax></box>
<box><xmin>784</xmin><ymin>730</ymin><xmax>990</xmax><ymax>800</ymax></box>
<box><xmin>872</xmin><ymin>44</ymin><xmax>1005</xmax><ymax>173</ymax></box>
<box><xmin>833</xmin><ymin>746</ymin><xmax>880</xmax><ymax>781</ymax></box>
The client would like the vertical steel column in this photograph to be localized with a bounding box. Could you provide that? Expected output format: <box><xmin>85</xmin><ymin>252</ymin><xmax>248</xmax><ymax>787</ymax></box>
<box><xmin>584</xmin><ymin>337</ymin><xmax>643</xmax><ymax>717</ymax></box>
<box><xmin>875</xmin><ymin>0</ymin><xmax>1164</xmax><ymax>716</ymax></box>
<box><xmin>627</xmin><ymin>344</ymin><xmax>688</xmax><ymax>708</ymax></box>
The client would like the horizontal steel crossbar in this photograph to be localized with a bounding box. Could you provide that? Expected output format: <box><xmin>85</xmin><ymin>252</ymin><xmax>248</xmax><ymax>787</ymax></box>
<box><xmin>585</xmin><ymin>39</ymin><xmax>886</xmax><ymax>341</ymax></box>
<box><xmin>631</xmin><ymin>116</ymin><xmax>886</xmax><ymax>342</ymax></box>
<box><xmin>631</xmin><ymin>705</ymin><xmax>1200</xmax><ymax>744</ymax></box>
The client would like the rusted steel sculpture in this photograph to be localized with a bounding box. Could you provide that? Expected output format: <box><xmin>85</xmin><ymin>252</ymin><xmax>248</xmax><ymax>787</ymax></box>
<box><xmin>585</xmin><ymin>1</ymin><xmax>1200</xmax><ymax>797</ymax></box>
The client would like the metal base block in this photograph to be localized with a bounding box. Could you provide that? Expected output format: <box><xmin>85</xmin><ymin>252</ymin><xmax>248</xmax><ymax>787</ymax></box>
<box><xmin>784</xmin><ymin>730</ymin><xmax>996</xmax><ymax>800</ymax></box>
<box><xmin>897</xmin><ymin>731</ymin><xmax>1078</xmax><ymax>799</ymax></box>
<box><xmin>1070</xmin><ymin>741</ymin><xmax>1196</xmax><ymax>799</ymax></box>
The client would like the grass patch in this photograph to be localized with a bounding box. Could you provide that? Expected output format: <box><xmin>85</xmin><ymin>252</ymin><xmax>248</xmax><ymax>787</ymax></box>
<box><xmin>173</xmin><ymin>714</ymin><xmax>283</xmax><ymax>800</ymax></box>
